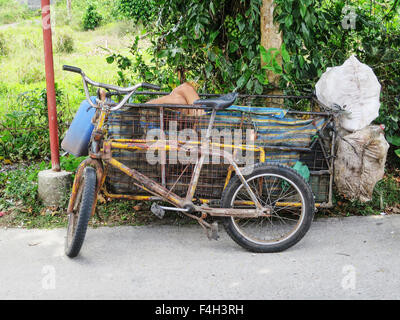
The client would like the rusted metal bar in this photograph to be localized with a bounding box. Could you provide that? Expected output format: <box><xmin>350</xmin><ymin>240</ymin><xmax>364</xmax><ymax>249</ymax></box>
<box><xmin>91</xmin><ymin>161</ymin><xmax>104</xmax><ymax>216</ymax></box>
<box><xmin>67</xmin><ymin>162</ymin><xmax>86</xmax><ymax>213</ymax></box>
<box><xmin>286</xmin><ymin>110</ymin><xmax>333</xmax><ymax>116</ymax></box>
<box><xmin>309</xmin><ymin>170</ymin><xmax>331</xmax><ymax>176</ymax></box>
<box><xmin>67</xmin><ymin>158</ymin><xmax>103</xmax><ymax>214</ymax></box>
<box><xmin>159</xmin><ymin>107</ymin><xmax>166</xmax><ymax>187</ymax></box>
<box><xmin>109</xmin><ymin>103</ymin><xmax>206</xmax><ymax>110</ymax></box>
<box><xmin>327</xmin><ymin>129</ymin><xmax>336</xmax><ymax>208</ymax></box>
<box><xmin>109</xmin><ymin>139</ymin><xmax>264</xmax><ymax>155</ymax></box>
<box><xmin>102</xmin><ymin>188</ymin><xmax>163</xmax><ymax>201</ymax></box>
<box><xmin>262</xmin><ymin>145</ymin><xmax>311</xmax><ymax>152</ymax></box>
<box><xmin>108</xmin><ymin>91</ymin><xmax>313</xmax><ymax>100</ymax></box>
<box><xmin>105</xmin><ymin>102</ymin><xmax>335</xmax><ymax>117</ymax></box>
<box><xmin>196</xmin><ymin>206</ymin><xmax>270</xmax><ymax>218</ymax></box>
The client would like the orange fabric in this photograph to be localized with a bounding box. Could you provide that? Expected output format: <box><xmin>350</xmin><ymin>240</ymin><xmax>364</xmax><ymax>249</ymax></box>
<box><xmin>146</xmin><ymin>82</ymin><xmax>204</xmax><ymax>116</ymax></box>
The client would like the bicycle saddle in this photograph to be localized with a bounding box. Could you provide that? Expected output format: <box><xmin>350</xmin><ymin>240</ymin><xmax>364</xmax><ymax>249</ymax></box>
<box><xmin>193</xmin><ymin>92</ymin><xmax>238</xmax><ymax>110</ymax></box>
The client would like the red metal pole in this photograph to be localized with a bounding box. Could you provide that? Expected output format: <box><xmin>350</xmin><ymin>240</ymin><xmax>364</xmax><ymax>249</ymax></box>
<box><xmin>41</xmin><ymin>0</ymin><xmax>60</xmax><ymax>172</ymax></box>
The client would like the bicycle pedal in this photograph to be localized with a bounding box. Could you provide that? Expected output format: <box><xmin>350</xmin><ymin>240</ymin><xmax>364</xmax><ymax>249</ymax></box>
<box><xmin>210</xmin><ymin>222</ymin><xmax>219</xmax><ymax>241</ymax></box>
<box><xmin>151</xmin><ymin>203</ymin><xmax>165</xmax><ymax>219</ymax></box>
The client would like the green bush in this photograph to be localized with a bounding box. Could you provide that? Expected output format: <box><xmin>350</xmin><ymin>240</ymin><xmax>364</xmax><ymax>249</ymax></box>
<box><xmin>59</xmin><ymin>155</ymin><xmax>86</xmax><ymax>173</ymax></box>
<box><xmin>0</xmin><ymin>164</ymin><xmax>44</xmax><ymax>209</ymax></box>
<box><xmin>107</xmin><ymin>0</ymin><xmax>265</xmax><ymax>93</ymax></box>
<box><xmin>115</xmin><ymin>0</ymin><xmax>156</xmax><ymax>23</ymax></box>
<box><xmin>55</xmin><ymin>33</ymin><xmax>75</xmax><ymax>54</ymax></box>
<box><xmin>0</xmin><ymin>90</ymin><xmax>51</xmax><ymax>161</ymax></box>
<box><xmin>82</xmin><ymin>4</ymin><xmax>103</xmax><ymax>30</ymax></box>
<box><xmin>0</xmin><ymin>84</ymin><xmax>71</xmax><ymax>162</ymax></box>
<box><xmin>0</xmin><ymin>154</ymin><xmax>85</xmax><ymax>212</ymax></box>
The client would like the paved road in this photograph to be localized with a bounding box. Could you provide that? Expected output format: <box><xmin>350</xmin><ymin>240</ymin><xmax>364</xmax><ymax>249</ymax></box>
<box><xmin>0</xmin><ymin>215</ymin><xmax>399</xmax><ymax>300</ymax></box>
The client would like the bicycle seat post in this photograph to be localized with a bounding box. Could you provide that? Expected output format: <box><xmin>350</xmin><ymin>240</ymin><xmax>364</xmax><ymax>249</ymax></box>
<box><xmin>204</xmin><ymin>108</ymin><xmax>217</xmax><ymax>142</ymax></box>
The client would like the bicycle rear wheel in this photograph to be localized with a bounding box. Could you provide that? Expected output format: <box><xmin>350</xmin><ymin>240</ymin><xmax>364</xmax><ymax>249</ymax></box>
<box><xmin>221</xmin><ymin>164</ymin><xmax>315</xmax><ymax>253</ymax></box>
<box><xmin>65</xmin><ymin>166</ymin><xmax>97</xmax><ymax>258</ymax></box>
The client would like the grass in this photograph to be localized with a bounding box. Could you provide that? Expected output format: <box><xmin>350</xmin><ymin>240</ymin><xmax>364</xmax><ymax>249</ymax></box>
<box><xmin>0</xmin><ymin>18</ymin><xmax>140</xmax><ymax>115</ymax></box>
<box><xmin>0</xmin><ymin>0</ymin><xmax>37</xmax><ymax>25</ymax></box>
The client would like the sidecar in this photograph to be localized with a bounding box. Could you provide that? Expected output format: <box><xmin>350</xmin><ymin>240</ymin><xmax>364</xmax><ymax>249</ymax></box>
<box><xmin>101</xmin><ymin>92</ymin><xmax>335</xmax><ymax>208</ymax></box>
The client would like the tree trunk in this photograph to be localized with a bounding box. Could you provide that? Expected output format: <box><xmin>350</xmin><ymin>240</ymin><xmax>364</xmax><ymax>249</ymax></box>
<box><xmin>66</xmin><ymin>0</ymin><xmax>72</xmax><ymax>20</ymax></box>
<box><xmin>260</xmin><ymin>0</ymin><xmax>283</xmax><ymax>94</ymax></box>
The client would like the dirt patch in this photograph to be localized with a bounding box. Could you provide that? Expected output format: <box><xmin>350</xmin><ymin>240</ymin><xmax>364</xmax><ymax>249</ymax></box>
<box><xmin>0</xmin><ymin>210</ymin><xmax>19</xmax><ymax>227</ymax></box>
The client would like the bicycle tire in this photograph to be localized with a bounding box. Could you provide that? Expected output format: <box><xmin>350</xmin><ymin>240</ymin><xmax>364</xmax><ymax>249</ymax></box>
<box><xmin>221</xmin><ymin>163</ymin><xmax>315</xmax><ymax>253</ymax></box>
<box><xmin>65</xmin><ymin>166</ymin><xmax>97</xmax><ymax>258</ymax></box>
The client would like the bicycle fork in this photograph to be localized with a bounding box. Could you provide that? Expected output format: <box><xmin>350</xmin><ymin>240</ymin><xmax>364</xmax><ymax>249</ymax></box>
<box><xmin>67</xmin><ymin>157</ymin><xmax>104</xmax><ymax>216</ymax></box>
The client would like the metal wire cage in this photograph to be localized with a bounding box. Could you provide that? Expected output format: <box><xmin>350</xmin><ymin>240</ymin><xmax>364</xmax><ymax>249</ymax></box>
<box><xmin>103</xmin><ymin>93</ymin><xmax>335</xmax><ymax>208</ymax></box>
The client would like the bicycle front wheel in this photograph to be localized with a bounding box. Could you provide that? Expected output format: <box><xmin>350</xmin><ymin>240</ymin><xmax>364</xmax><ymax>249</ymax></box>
<box><xmin>65</xmin><ymin>166</ymin><xmax>97</xmax><ymax>258</ymax></box>
<box><xmin>221</xmin><ymin>164</ymin><xmax>315</xmax><ymax>253</ymax></box>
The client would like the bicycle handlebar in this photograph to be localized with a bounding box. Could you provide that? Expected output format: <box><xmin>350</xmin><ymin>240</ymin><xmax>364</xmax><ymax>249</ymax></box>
<box><xmin>63</xmin><ymin>65</ymin><xmax>82</xmax><ymax>74</ymax></box>
<box><xmin>142</xmin><ymin>83</ymin><xmax>162</xmax><ymax>91</ymax></box>
<box><xmin>62</xmin><ymin>65</ymin><xmax>161</xmax><ymax>111</ymax></box>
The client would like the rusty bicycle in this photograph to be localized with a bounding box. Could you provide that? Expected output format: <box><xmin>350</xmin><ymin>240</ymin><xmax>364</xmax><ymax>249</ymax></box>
<box><xmin>62</xmin><ymin>65</ymin><xmax>315</xmax><ymax>258</ymax></box>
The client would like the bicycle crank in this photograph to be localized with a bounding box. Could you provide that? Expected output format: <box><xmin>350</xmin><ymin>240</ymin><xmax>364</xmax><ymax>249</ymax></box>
<box><xmin>151</xmin><ymin>203</ymin><xmax>219</xmax><ymax>240</ymax></box>
<box><xmin>150</xmin><ymin>203</ymin><xmax>191</xmax><ymax>219</ymax></box>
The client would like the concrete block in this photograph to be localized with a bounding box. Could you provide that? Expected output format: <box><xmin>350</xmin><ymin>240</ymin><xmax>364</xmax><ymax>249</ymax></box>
<box><xmin>38</xmin><ymin>170</ymin><xmax>72</xmax><ymax>207</ymax></box>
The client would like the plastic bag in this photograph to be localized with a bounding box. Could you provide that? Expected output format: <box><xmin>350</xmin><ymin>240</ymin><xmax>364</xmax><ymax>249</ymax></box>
<box><xmin>293</xmin><ymin>161</ymin><xmax>310</xmax><ymax>182</ymax></box>
<box><xmin>334</xmin><ymin>125</ymin><xmax>389</xmax><ymax>202</ymax></box>
<box><xmin>316</xmin><ymin>55</ymin><xmax>381</xmax><ymax>132</ymax></box>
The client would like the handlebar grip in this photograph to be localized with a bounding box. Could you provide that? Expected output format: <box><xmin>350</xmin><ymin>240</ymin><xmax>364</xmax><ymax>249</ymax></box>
<box><xmin>142</xmin><ymin>83</ymin><xmax>161</xmax><ymax>91</ymax></box>
<box><xmin>63</xmin><ymin>65</ymin><xmax>82</xmax><ymax>74</ymax></box>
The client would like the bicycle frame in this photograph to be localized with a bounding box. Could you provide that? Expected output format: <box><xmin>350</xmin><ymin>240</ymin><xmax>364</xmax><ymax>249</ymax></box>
<box><xmin>68</xmin><ymin>101</ymin><xmax>271</xmax><ymax>219</ymax></box>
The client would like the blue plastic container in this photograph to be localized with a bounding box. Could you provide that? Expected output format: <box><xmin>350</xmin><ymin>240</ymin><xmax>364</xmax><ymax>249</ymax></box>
<box><xmin>61</xmin><ymin>97</ymin><xmax>97</xmax><ymax>157</ymax></box>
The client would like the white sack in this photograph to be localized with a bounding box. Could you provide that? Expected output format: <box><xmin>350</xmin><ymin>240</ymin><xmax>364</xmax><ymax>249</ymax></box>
<box><xmin>316</xmin><ymin>55</ymin><xmax>381</xmax><ymax>132</ymax></box>
<box><xmin>334</xmin><ymin>125</ymin><xmax>389</xmax><ymax>202</ymax></box>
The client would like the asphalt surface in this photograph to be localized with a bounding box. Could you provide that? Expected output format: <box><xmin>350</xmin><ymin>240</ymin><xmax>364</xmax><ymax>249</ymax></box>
<box><xmin>0</xmin><ymin>215</ymin><xmax>399</xmax><ymax>300</ymax></box>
